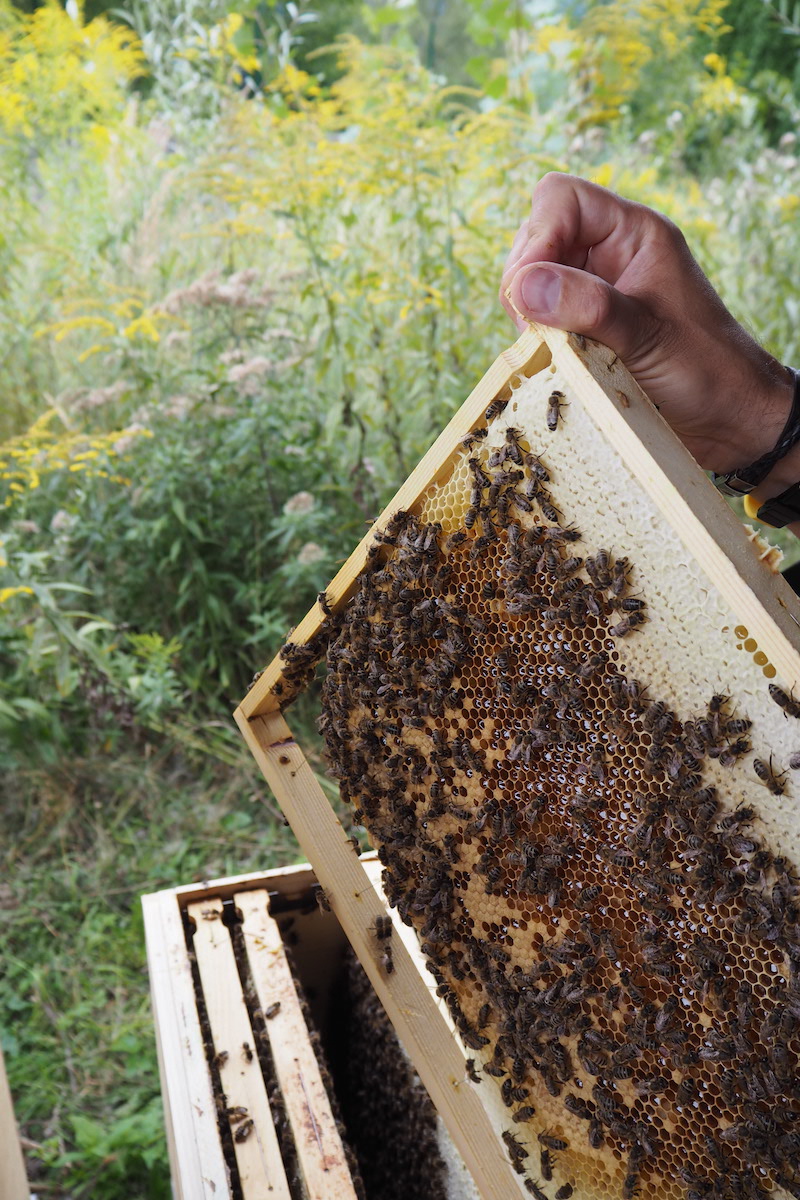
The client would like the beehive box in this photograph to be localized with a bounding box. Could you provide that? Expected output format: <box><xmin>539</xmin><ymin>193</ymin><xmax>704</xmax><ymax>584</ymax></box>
<box><xmin>143</xmin><ymin>856</ymin><xmax>480</xmax><ymax>1199</ymax></box>
<box><xmin>235</xmin><ymin>323</ymin><xmax>800</xmax><ymax>1200</ymax></box>
<box><xmin>0</xmin><ymin>1039</ymin><xmax>28</xmax><ymax>1200</ymax></box>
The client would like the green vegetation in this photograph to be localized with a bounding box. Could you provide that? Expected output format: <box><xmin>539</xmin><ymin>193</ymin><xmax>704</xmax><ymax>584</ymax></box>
<box><xmin>1</xmin><ymin>0</ymin><xmax>799</xmax><ymax>1193</ymax></box>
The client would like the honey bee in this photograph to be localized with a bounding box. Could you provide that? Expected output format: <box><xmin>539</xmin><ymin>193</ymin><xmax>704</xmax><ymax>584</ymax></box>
<box><xmin>461</xmin><ymin>1026</ymin><xmax>490</xmax><ymax>1051</ymax></box>
<box><xmin>234</xmin><ymin>1118</ymin><xmax>254</xmax><ymax>1142</ymax></box>
<box><xmin>547</xmin><ymin>390</ymin><xmax>567</xmax><ymax>431</ymax></box>
<box><xmin>539</xmin><ymin>497</ymin><xmax>562</xmax><ymax>523</ymax></box>
<box><xmin>513</xmin><ymin>1105</ymin><xmax>537</xmax><ymax>1122</ymax></box>
<box><xmin>588</xmin><ymin>1118</ymin><xmax>605</xmax><ymax>1149</ymax></box>
<box><xmin>315</xmin><ymin>888</ymin><xmax>331</xmax><ymax>913</ymax></box>
<box><xmin>445</xmin><ymin>529</ymin><xmax>468</xmax><ymax>551</ymax></box>
<box><xmin>584</xmin><ymin>746</ymin><xmax>606</xmax><ymax>783</ymax></box>
<box><xmin>524</xmin><ymin>1180</ymin><xmax>548</xmax><ymax>1199</ymax></box>
<box><xmin>524</xmin><ymin>452</ymin><xmax>550</xmax><ymax>480</ymax></box>
<box><xmin>769</xmin><ymin>682</ymin><xmax>800</xmax><ymax>719</ymax></box>
<box><xmin>609</xmin><ymin>613</ymin><xmax>645</xmax><ymax>636</ymax></box>
<box><xmin>465</xmin><ymin>1058</ymin><xmax>482</xmax><ymax>1083</ymax></box>
<box><xmin>576</xmin><ymin>884</ymin><xmax>602</xmax><ymax>909</ymax></box>
<box><xmin>556</xmin><ymin>1186</ymin><xmax>574</xmax><ymax>1200</ymax></box>
<box><xmin>502</xmin><ymin>1129</ymin><xmax>528</xmax><ymax>1162</ymax></box>
<box><xmin>462</xmin><ymin>426</ymin><xmax>488</xmax><ymax>448</ymax></box>
<box><xmin>504</xmin><ymin>426</ymin><xmax>524</xmax><ymax>465</ymax></box>
<box><xmin>501</xmin><ymin>1080</ymin><xmax>532</xmax><ymax>1104</ymax></box>
<box><xmin>540</xmin><ymin>1149</ymin><xmax>553</xmax><ymax>1180</ymax></box>
<box><xmin>558</xmin><ymin>555</ymin><xmax>584</xmax><ymax>578</ymax></box>
<box><xmin>372</xmin><ymin>914</ymin><xmax>393</xmax><ymax>940</ymax></box>
<box><xmin>538</xmin><ymin>1132</ymin><xmax>569</xmax><ymax>1152</ymax></box>
<box><xmin>585</xmin><ymin>548</ymin><xmax>610</xmax><ymax>588</ymax></box>
<box><xmin>622</xmin><ymin>1171</ymin><xmax>640</xmax><ymax>1200</ymax></box>
<box><xmin>723</xmin><ymin>717</ymin><xmax>752</xmax><ymax>736</ymax></box>
<box><xmin>753</xmin><ymin>755</ymin><xmax>787</xmax><ymax>795</ymax></box>
<box><xmin>617</xmin><ymin>596</ymin><xmax>646</xmax><ymax>612</ymax></box>
<box><xmin>485</xmin><ymin>397</ymin><xmax>509</xmax><ymax>421</ymax></box>
<box><xmin>564</xmin><ymin>1093</ymin><xmax>594</xmax><ymax>1119</ymax></box>
<box><xmin>578</xmin><ymin>651</ymin><xmax>608</xmax><ymax>679</ymax></box>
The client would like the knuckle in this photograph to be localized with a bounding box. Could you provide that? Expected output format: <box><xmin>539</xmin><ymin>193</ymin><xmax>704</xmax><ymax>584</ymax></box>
<box><xmin>534</xmin><ymin>170</ymin><xmax>563</xmax><ymax>194</ymax></box>
<box><xmin>649</xmin><ymin>210</ymin><xmax>687</xmax><ymax>254</ymax></box>
<box><xmin>532</xmin><ymin>171</ymin><xmax>572</xmax><ymax>205</ymax></box>
<box><xmin>586</xmin><ymin>281</ymin><xmax>614</xmax><ymax>331</ymax></box>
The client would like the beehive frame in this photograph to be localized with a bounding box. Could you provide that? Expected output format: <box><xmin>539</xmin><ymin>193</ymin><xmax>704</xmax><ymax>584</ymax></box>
<box><xmin>143</xmin><ymin>861</ymin><xmax>361</xmax><ymax>1199</ymax></box>
<box><xmin>236</xmin><ymin>323</ymin><xmax>800</xmax><ymax>1200</ymax></box>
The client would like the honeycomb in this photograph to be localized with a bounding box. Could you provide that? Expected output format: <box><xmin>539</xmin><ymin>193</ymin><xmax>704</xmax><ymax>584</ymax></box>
<box><xmin>306</xmin><ymin>353</ymin><xmax>800</xmax><ymax>1200</ymax></box>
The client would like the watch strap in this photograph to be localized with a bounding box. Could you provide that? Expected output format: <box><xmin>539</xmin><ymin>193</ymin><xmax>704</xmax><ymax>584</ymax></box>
<box><xmin>756</xmin><ymin>481</ymin><xmax>800</xmax><ymax>529</ymax></box>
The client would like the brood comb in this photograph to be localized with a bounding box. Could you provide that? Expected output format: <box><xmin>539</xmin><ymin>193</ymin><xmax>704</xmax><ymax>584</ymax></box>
<box><xmin>236</xmin><ymin>324</ymin><xmax>800</xmax><ymax>1200</ymax></box>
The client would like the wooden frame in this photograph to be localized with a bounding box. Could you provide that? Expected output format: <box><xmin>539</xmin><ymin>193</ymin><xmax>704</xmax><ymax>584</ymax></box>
<box><xmin>239</xmin><ymin>324</ymin><xmax>800</xmax><ymax>722</ymax></box>
<box><xmin>143</xmin><ymin>863</ymin><xmax>361</xmax><ymax>1200</ymax></box>
<box><xmin>0</xmin><ymin>1039</ymin><xmax>28</xmax><ymax>1200</ymax></box>
<box><xmin>235</xmin><ymin>322</ymin><xmax>800</xmax><ymax>1200</ymax></box>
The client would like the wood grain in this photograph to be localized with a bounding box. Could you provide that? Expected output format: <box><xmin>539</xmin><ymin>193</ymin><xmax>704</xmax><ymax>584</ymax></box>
<box><xmin>236</xmin><ymin>889</ymin><xmax>359</xmax><ymax>1200</ymax></box>
<box><xmin>142</xmin><ymin>891</ymin><xmax>230</xmax><ymax>1198</ymax></box>
<box><xmin>187</xmin><ymin>899</ymin><xmax>292</xmax><ymax>1200</ymax></box>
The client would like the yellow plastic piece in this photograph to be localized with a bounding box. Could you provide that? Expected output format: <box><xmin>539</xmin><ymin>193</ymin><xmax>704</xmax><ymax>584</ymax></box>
<box><xmin>743</xmin><ymin>493</ymin><xmax>760</xmax><ymax>520</ymax></box>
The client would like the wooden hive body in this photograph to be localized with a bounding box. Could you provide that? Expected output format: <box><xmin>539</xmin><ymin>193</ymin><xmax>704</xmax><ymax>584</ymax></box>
<box><xmin>143</xmin><ymin>858</ymin><xmax>481</xmax><ymax>1199</ymax></box>
<box><xmin>236</xmin><ymin>324</ymin><xmax>800</xmax><ymax>1200</ymax></box>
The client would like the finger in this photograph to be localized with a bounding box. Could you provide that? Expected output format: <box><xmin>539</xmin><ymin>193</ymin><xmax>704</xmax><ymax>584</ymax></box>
<box><xmin>502</xmin><ymin>219</ymin><xmax>530</xmax><ymax>280</ymax></box>
<box><xmin>508</xmin><ymin>261</ymin><xmax>657</xmax><ymax>364</ymax></box>
<box><xmin>499</xmin><ymin>277</ymin><xmax>529</xmax><ymax>329</ymax></box>
<box><xmin>500</xmin><ymin>224</ymin><xmax>532</xmax><ymax>327</ymax></box>
<box><xmin>502</xmin><ymin>173</ymin><xmax>653</xmax><ymax>295</ymax></box>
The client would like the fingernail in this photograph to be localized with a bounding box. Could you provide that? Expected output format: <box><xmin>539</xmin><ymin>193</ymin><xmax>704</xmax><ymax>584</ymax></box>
<box><xmin>520</xmin><ymin>267</ymin><xmax>561</xmax><ymax>315</ymax></box>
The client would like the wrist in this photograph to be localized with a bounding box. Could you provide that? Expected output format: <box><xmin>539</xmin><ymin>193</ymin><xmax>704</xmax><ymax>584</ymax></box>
<box><xmin>730</xmin><ymin>363</ymin><xmax>796</xmax><ymax>476</ymax></box>
<box><xmin>740</xmin><ymin>366</ymin><xmax>800</xmax><ymax>537</ymax></box>
<box><xmin>712</xmin><ymin>362</ymin><xmax>795</xmax><ymax>479</ymax></box>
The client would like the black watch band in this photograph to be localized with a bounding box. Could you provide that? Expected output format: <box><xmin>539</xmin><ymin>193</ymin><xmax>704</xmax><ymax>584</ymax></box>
<box><xmin>756</xmin><ymin>481</ymin><xmax>800</xmax><ymax>529</ymax></box>
<box><xmin>713</xmin><ymin>368</ymin><xmax>800</xmax><ymax>497</ymax></box>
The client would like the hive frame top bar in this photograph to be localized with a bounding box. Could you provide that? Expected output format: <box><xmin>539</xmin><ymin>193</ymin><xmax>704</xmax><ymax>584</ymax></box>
<box><xmin>238</xmin><ymin>323</ymin><xmax>800</xmax><ymax>722</ymax></box>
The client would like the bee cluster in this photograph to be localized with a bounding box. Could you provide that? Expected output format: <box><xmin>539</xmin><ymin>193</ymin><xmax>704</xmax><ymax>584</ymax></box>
<box><xmin>313</xmin><ymin>394</ymin><xmax>800</xmax><ymax>1200</ymax></box>
<box><xmin>333</xmin><ymin>945</ymin><xmax>457</xmax><ymax>1200</ymax></box>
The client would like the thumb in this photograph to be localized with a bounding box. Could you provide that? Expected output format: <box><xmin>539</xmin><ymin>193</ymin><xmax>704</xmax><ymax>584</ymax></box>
<box><xmin>509</xmin><ymin>263</ymin><xmax>655</xmax><ymax>365</ymax></box>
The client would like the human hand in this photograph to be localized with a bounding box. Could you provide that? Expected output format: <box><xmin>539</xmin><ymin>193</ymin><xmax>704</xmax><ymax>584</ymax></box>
<box><xmin>500</xmin><ymin>173</ymin><xmax>794</xmax><ymax>478</ymax></box>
